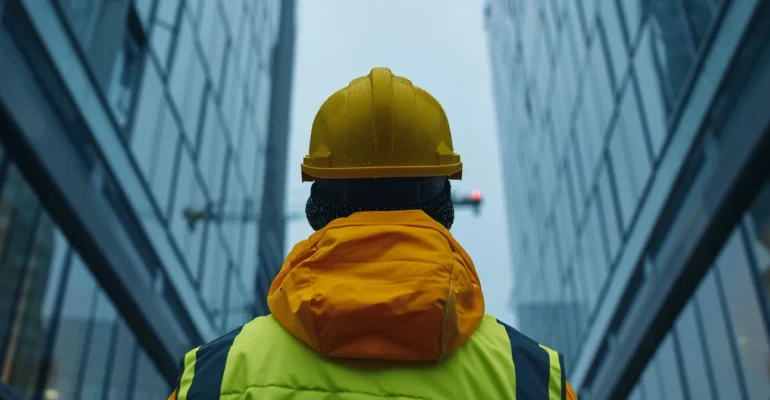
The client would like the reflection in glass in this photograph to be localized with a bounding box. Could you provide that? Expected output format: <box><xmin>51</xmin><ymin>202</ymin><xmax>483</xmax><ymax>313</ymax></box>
<box><xmin>675</xmin><ymin>302</ymin><xmax>714</xmax><ymax>400</ymax></box>
<box><xmin>716</xmin><ymin>230</ymin><xmax>770</xmax><ymax>398</ymax></box>
<box><xmin>695</xmin><ymin>270</ymin><xmax>744</xmax><ymax>400</ymax></box>
<box><xmin>646</xmin><ymin>0</ymin><xmax>696</xmax><ymax>104</ymax></box>
<box><xmin>46</xmin><ymin>256</ymin><xmax>97</xmax><ymax>400</ymax></box>
<box><xmin>608</xmin><ymin>119</ymin><xmax>636</xmax><ymax>230</ymax></box>
<box><xmin>634</xmin><ymin>26</ymin><xmax>670</xmax><ymax>159</ymax></box>
<box><xmin>597</xmin><ymin>162</ymin><xmax>621</xmax><ymax>263</ymax></box>
<box><xmin>747</xmin><ymin>178</ymin><xmax>770</xmax><ymax>318</ymax></box>
<box><xmin>106</xmin><ymin>25</ymin><xmax>142</xmax><ymax>127</ymax></box>
<box><xmin>170</xmin><ymin>147</ymin><xmax>206</xmax><ymax>279</ymax></box>
<box><xmin>655</xmin><ymin>333</ymin><xmax>686</xmax><ymax>399</ymax></box>
<box><xmin>130</xmin><ymin>57</ymin><xmax>164</xmax><ymax>181</ymax></box>
<box><xmin>0</xmin><ymin>212</ymin><xmax>56</xmax><ymax>398</ymax></box>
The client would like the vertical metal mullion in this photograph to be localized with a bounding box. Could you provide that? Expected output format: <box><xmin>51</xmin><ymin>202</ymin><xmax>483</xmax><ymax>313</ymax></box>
<box><xmin>712</xmin><ymin>266</ymin><xmax>751</xmax><ymax>400</ymax></box>
<box><xmin>31</xmin><ymin>248</ymin><xmax>74</xmax><ymax>400</ymax></box>
<box><xmin>72</xmin><ymin>288</ymin><xmax>101</xmax><ymax>400</ymax></box>
<box><xmin>100</xmin><ymin>319</ymin><xmax>122</xmax><ymax>400</ymax></box>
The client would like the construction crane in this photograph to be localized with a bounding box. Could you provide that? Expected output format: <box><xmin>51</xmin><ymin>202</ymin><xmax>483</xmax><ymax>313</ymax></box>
<box><xmin>184</xmin><ymin>189</ymin><xmax>484</xmax><ymax>232</ymax></box>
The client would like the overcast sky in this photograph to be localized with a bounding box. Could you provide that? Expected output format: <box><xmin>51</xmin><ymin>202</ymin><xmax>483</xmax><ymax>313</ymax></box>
<box><xmin>283</xmin><ymin>0</ymin><xmax>515</xmax><ymax>325</ymax></box>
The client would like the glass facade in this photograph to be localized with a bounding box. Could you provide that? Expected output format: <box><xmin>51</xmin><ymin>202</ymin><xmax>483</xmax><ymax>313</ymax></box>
<box><xmin>486</xmin><ymin>0</ymin><xmax>770</xmax><ymax>398</ymax></box>
<box><xmin>0</xmin><ymin>0</ymin><xmax>295</xmax><ymax>397</ymax></box>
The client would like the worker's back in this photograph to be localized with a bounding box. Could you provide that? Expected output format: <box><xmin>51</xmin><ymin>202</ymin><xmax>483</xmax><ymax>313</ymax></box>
<box><xmin>171</xmin><ymin>211</ymin><xmax>575</xmax><ymax>400</ymax></box>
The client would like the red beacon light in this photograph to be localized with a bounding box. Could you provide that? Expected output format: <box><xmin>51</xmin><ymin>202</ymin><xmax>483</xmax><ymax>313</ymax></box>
<box><xmin>471</xmin><ymin>189</ymin><xmax>482</xmax><ymax>202</ymax></box>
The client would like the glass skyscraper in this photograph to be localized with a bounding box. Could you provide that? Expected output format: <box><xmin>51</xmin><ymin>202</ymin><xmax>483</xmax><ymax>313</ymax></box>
<box><xmin>0</xmin><ymin>0</ymin><xmax>295</xmax><ymax>399</ymax></box>
<box><xmin>486</xmin><ymin>0</ymin><xmax>770</xmax><ymax>398</ymax></box>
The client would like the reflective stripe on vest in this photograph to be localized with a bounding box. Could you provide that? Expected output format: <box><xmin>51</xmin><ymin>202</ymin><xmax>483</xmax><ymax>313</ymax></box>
<box><xmin>177</xmin><ymin>315</ymin><xmax>566</xmax><ymax>399</ymax></box>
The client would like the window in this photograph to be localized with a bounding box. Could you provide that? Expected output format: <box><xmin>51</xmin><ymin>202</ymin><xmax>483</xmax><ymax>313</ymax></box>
<box><xmin>239</xmin><ymin>114</ymin><xmax>260</xmax><ymax>195</ymax></box>
<box><xmin>580</xmin><ymin>200</ymin><xmax>607</xmax><ymax>312</ymax></box>
<box><xmin>655</xmin><ymin>333</ymin><xmax>686</xmax><ymax>399</ymax></box>
<box><xmin>608</xmin><ymin>119</ymin><xmax>636</xmax><ymax>230</ymax></box>
<box><xmin>107</xmin><ymin>25</ymin><xmax>143</xmax><ymax>128</ymax></box>
<box><xmin>198</xmin><ymin>0</ymin><xmax>228</xmax><ymax>91</ymax></box>
<box><xmin>255</xmin><ymin>69</ymin><xmax>273</xmax><ymax>137</ymax></box>
<box><xmin>575</xmin><ymin>103</ymin><xmax>600</xmax><ymax>189</ymax></box>
<box><xmin>674</xmin><ymin>302</ymin><xmax>715</xmax><ymax>400</ymax></box>
<box><xmin>133</xmin><ymin>0</ymin><xmax>155</xmax><ymax>27</ymax></box>
<box><xmin>130</xmin><ymin>58</ymin><xmax>164</xmax><ymax>180</ymax></box>
<box><xmin>197</xmin><ymin>95</ymin><xmax>228</xmax><ymax>196</ymax></box>
<box><xmin>747</xmin><ymin>180</ymin><xmax>770</xmax><ymax>327</ymax></box>
<box><xmin>599</xmin><ymin>0</ymin><xmax>628</xmax><ymax>85</ymax></box>
<box><xmin>634</xmin><ymin>27</ymin><xmax>668</xmax><ymax>159</ymax></box>
<box><xmin>587</xmin><ymin>41</ymin><xmax>615</xmax><ymax>139</ymax></box>
<box><xmin>682</xmin><ymin>0</ymin><xmax>716</xmax><ymax>50</ymax></box>
<box><xmin>640</xmin><ymin>358</ymin><xmax>665</xmax><ymax>400</ymax></box>
<box><xmin>617</xmin><ymin>0</ymin><xmax>642</xmax><ymax>47</ymax></box>
<box><xmin>169</xmin><ymin>145</ymin><xmax>207</xmax><ymax>278</ymax></box>
<box><xmin>239</xmin><ymin>222</ymin><xmax>259</xmax><ymax>288</ymax></box>
<box><xmin>222</xmin><ymin>160</ymin><xmax>246</xmax><ymax>262</ymax></box>
<box><xmin>555</xmin><ymin>184</ymin><xmax>575</xmax><ymax>267</ymax></box>
<box><xmin>151</xmin><ymin>102</ymin><xmax>181</xmax><ymax>214</ymax></box>
<box><xmin>577</xmin><ymin>0</ymin><xmax>596</xmax><ymax>38</ymax></box>
<box><xmin>168</xmin><ymin>15</ymin><xmax>207</xmax><ymax>143</ymax></box>
<box><xmin>597</xmin><ymin>161</ymin><xmax>621</xmax><ymax>264</ymax></box>
<box><xmin>222</xmin><ymin>0</ymin><xmax>244</xmax><ymax>39</ymax></box>
<box><xmin>133</xmin><ymin>351</ymin><xmax>171</xmax><ymax>398</ymax></box>
<box><xmin>201</xmin><ymin>229</ymin><xmax>228</xmax><ymax>331</ymax></box>
<box><xmin>647</xmin><ymin>1</ymin><xmax>697</xmax><ymax>103</ymax></box>
<box><xmin>619</xmin><ymin>80</ymin><xmax>653</xmax><ymax>193</ymax></box>
<box><xmin>565</xmin><ymin>1</ymin><xmax>587</xmax><ymax>67</ymax></box>
<box><xmin>224</xmin><ymin>271</ymin><xmax>252</xmax><ymax>331</ymax></box>
<box><xmin>716</xmin><ymin>230</ymin><xmax>770</xmax><ymax>398</ymax></box>
<box><xmin>695</xmin><ymin>270</ymin><xmax>745</xmax><ymax>400</ymax></box>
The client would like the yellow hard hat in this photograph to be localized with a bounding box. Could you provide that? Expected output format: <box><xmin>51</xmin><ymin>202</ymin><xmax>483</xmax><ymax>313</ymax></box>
<box><xmin>301</xmin><ymin>67</ymin><xmax>462</xmax><ymax>182</ymax></box>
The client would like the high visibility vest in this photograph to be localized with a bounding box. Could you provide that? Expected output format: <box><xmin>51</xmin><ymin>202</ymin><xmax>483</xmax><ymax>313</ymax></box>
<box><xmin>174</xmin><ymin>314</ymin><xmax>569</xmax><ymax>400</ymax></box>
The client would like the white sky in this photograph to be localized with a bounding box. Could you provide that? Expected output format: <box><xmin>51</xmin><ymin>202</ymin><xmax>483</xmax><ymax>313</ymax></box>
<box><xmin>283</xmin><ymin>0</ymin><xmax>515</xmax><ymax>325</ymax></box>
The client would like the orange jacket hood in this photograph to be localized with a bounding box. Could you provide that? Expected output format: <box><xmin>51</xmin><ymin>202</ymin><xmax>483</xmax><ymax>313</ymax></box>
<box><xmin>267</xmin><ymin>210</ymin><xmax>485</xmax><ymax>361</ymax></box>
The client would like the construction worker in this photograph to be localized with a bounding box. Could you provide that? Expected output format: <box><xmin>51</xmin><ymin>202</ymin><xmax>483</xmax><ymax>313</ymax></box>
<box><xmin>168</xmin><ymin>68</ymin><xmax>577</xmax><ymax>399</ymax></box>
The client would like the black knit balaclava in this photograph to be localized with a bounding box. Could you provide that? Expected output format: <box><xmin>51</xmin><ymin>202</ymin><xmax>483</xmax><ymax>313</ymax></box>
<box><xmin>306</xmin><ymin>177</ymin><xmax>455</xmax><ymax>231</ymax></box>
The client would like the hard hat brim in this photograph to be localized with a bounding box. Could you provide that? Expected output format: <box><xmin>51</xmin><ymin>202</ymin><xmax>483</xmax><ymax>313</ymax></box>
<box><xmin>301</xmin><ymin>163</ymin><xmax>463</xmax><ymax>182</ymax></box>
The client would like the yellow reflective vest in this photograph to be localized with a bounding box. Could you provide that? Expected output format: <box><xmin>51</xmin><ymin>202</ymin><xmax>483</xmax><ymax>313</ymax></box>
<box><xmin>170</xmin><ymin>211</ymin><xmax>577</xmax><ymax>399</ymax></box>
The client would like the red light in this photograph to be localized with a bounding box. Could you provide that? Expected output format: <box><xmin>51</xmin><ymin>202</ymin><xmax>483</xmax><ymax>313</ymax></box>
<box><xmin>471</xmin><ymin>189</ymin><xmax>482</xmax><ymax>202</ymax></box>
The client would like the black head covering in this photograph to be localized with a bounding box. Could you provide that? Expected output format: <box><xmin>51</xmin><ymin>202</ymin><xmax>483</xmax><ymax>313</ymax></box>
<box><xmin>305</xmin><ymin>177</ymin><xmax>454</xmax><ymax>231</ymax></box>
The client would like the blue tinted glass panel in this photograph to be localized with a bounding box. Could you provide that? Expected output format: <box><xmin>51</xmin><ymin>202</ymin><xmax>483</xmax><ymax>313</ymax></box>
<box><xmin>597</xmin><ymin>162</ymin><xmax>621</xmax><ymax>263</ymax></box>
<box><xmin>655</xmin><ymin>333</ymin><xmax>686</xmax><ymax>399</ymax></box>
<box><xmin>618</xmin><ymin>0</ymin><xmax>642</xmax><ymax>46</ymax></box>
<box><xmin>634</xmin><ymin>26</ymin><xmax>668</xmax><ymax>158</ymax></box>
<box><xmin>716</xmin><ymin>230</ymin><xmax>770</xmax><ymax>398</ymax></box>
<box><xmin>556</xmin><ymin>184</ymin><xmax>575</xmax><ymax>266</ymax></box>
<box><xmin>608</xmin><ymin>119</ymin><xmax>636</xmax><ymax>231</ymax></box>
<box><xmin>201</xmin><ymin>229</ymin><xmax>227</xmax><ymax>331</ymax></box>
<box><xmin>599</xmin><ymin>0</ymin><xmax>628</xmax><ymax>83</ymax></box>
<box><xmin>198</xmin><ymin>95</ymin><xmax>228</xmax><ymax>196</ymax></box>
<box><xmin>168</xmin><ymin>16</ymin><xmax>206</xmax><ymax>143</ymax></box>
<box><xmin>641</xmin><ymin>357</ymin><xmax>665</xmax><ymax>400</ymax></box>
<box><xmin>619</xmin><ymin>81</ymin><xmax>652</xmax><ymax>194</ymax></box>
<box><xmin>578</xmin><ymin>0</ymin><xmax>597</xmax><ymax>36</ymax></box>
<box><xmin>565</xmin><ymin>1</ymin><xmax>587</xmax><ymax>65</ymax></box>
<box><xmin>79</xmin><ymin>294</ymin><xmax>115</xmax><ymax>398</ymax></box>
<box><xmin>104</xmin><ymin>319</ymin><xmax>137</xmax><ymax>399</ymax></box>
<box><xmin>199</xmin><ymin>0</ymin><xmax>228</xmax><ymax>90</ymax></box>
<box><xmin>675</xmin><ymin>301</ymin><xmax>714</xmax><ymax>400</ymax></box>
<box><xmin>225</xmin><ymin>271</ymin><xmax>251</xmax><ymax>331</ymax></box>
<box><xmin>170</xmin><ymin>146</ymin><xmax>207</xmax><ymax>278</ymax></box>
<box><xmin>240</xmin><ymin>223</ymin><xmax>258</xmax><ymax>290</ymax></box>
<box><xmin>222</xmin><ymin>161</ymin><xmax>245</xmax><ymax>258</ymax></box>
<box><xmin>581</xmin><ymin>200</ymin><xmax>607</xmax><ymax>311</ymax></box>
<box><xmin>647</xmin><ymin>1</ymin><xmax>696</xmax><ymax>99</ymax></box>
<box><xmin>150</xmin><ymin>25</ymin><xmax>173</xmax><ymax>69</ymax></box>
<box><xmin>130</xmin><ymin>58</ymin><xmax>163</xmax><ymax>181</ymax></box>
<box><xmin>682</xmin><ymin>0</ymin><xmax>716</xmax><ymax>50</ymax></box>
<box><xmin>695</xmin><ymin>269</ymin><xmax>744</xmax><ymax>400</ymax></box>
<box><xmin>132</xmin><ymin>351</ymin><xmax>171</xmax><ymax>399</ymax></box>
<box><xmin>47</xmin><ymin>256</ymin><xmax>97</xmax><ymax>400</ymax></box>
<box><xmin>156</xmin><ymin>0</ymin><xmax>180</xmax><ymax>24</ymax></box>
<box><xmin>134</xmin><ymin>0</ymin><xmax>155</xmax><ymax>27</ymax></box>
<box><xmin>0</xmin><ymin>214</ymin><xmax>65</xmax><ymax>398</ymax></box>
<box><xmin>588</xmin><ymin>43</ymin><xmax>614</xmax><ymax>139</ymax></box>
<box><xmin>150</xmin><ymin>102</ymin><xmax>180</xmax><ymax>213</ymax></box>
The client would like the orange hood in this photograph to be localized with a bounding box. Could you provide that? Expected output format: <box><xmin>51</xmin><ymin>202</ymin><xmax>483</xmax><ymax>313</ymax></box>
<box><xmin>267</xmin><ymin>210</ymin><xmax>485</xmax><ymax>361</ymax></box>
